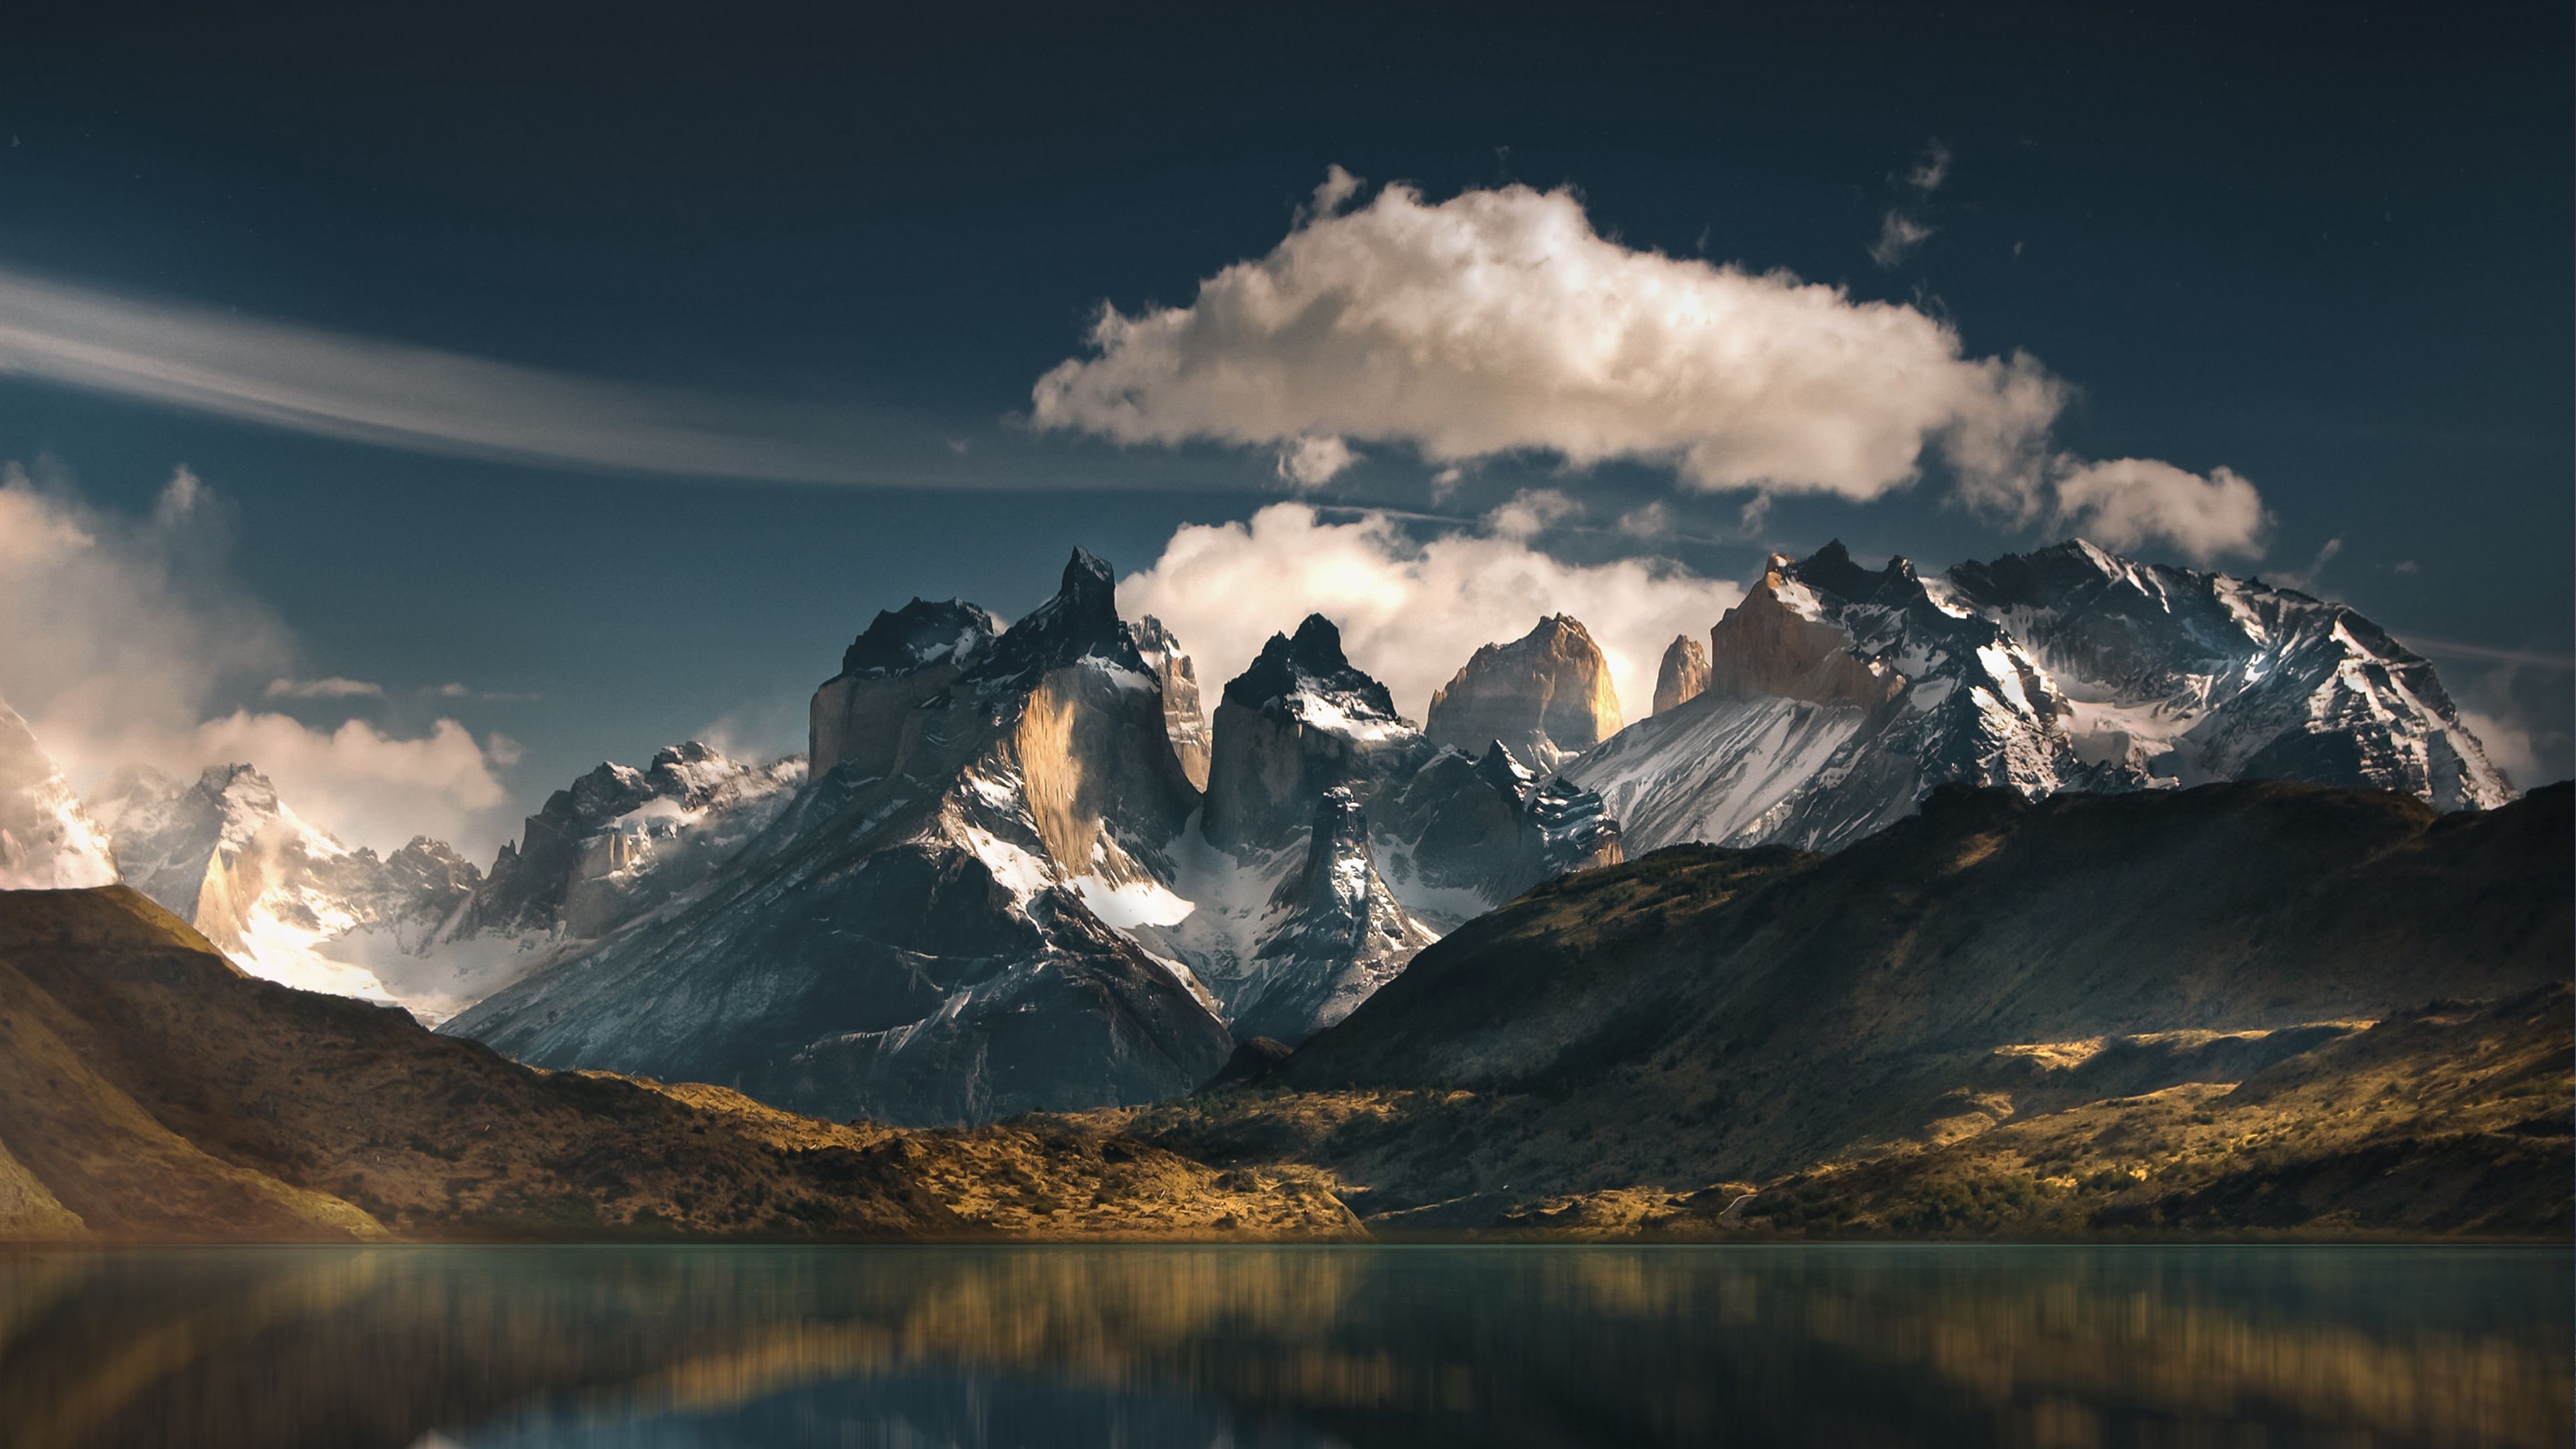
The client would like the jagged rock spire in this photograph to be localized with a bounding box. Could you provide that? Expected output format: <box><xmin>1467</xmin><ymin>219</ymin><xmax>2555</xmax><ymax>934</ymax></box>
<box><xmin>1653</xmin><ymin>635</ymin><xmax>1711</xmax><ymax>714</ymax></box>
<box><xmin>1424</xmin><ymin>614</ymin><xmax>1621</xmax><ymax>771</ymax></box>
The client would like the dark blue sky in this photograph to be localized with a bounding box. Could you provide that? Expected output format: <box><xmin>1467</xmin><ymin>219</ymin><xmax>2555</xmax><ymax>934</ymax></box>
<box><xmin>1</xmin><ymin>1</ymin><xmax>2567</xmax><ymax>850</ymax></box>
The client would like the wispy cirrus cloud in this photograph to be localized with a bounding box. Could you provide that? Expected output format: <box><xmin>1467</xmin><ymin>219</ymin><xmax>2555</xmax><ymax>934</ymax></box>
<box><xmin>265</xmin><ymin>676</ymin><xmax>385</xmax><ymax>700</ymax></box>
<box><xmin>1869</xmin><ymin>138</ymin><xmax>1949</xmax><ymax>268</ymax></box>
<box><xmin>0</xmin><ymin>263</ymin><xmax>927</xmax><ymax>486</ymax></box>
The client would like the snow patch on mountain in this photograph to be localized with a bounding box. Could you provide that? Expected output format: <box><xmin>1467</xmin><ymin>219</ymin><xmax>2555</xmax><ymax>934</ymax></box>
<box><xmin>0</xmin><ymin>698</ymin><xmax>119</xmax><ymax>890</ymax></box>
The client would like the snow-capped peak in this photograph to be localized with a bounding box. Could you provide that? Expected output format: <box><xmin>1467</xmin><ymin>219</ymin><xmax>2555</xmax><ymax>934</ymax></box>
<box><xmin>1564</xmin><ymin>537</ymin><xmax>2516</xmax><ymax>859</ymax></box>
<box><xmin>1222</xmin><ymin>613</ymin><xmax>1406</xmax><ymax>731</ymax></box>
<box><xmin>0</xmin><ymin>698</ymin><xmax>119</xmax><ymax>890</ymax></box>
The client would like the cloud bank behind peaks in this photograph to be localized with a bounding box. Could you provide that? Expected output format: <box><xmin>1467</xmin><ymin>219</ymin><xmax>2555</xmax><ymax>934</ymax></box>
<box><xmin>0</xmin><ymin>463</ymin><xmax>513</xmax><ymax>853</ymax></box>
<box><xmin>1118</xmin><ymin>499</ymin><xmax>1744</xmax><ymax>724</ymax></box>
<box><xmin>1034</xmin><ymin>168</ymin><xmax>2269</xmax><ymax>562</ymax></box>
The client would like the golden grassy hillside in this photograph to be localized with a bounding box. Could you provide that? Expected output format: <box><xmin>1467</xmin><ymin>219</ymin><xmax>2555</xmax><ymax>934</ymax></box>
<box><xmin>1127</xmin><ymin>782</ymin><xmax>2575</xmax><ymax>1239</ymax></box>
<box><xmin>0</xmin><ymin>886</ymin><xmax>1353</xmax><ymax>1242</ymax></box>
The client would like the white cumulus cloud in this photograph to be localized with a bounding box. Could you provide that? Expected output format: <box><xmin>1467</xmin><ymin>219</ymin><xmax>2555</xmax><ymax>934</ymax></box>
<box><xmin>2053</xmin><ymin>458</ymin><xmax>2270</xmax><ymax>564</ymax></box>
<box><xmin>1276</xmin><ymin>434</ymin><xmax>1359</xmax><ymax>488</ymax></box>
<box><xmin>1117</xmin><ymin>501</ymin><xmax>1744</xmax><ymax>726</ymax></box>
<box><xmin>0</xmin><ymin>462</ymin><xmax>515</xmax><ymax>852</ymax></box>
<box><xmin>1033</xmin><ymin>169</ymin><xmax>2269</xmax><ymax>563</ymax></box>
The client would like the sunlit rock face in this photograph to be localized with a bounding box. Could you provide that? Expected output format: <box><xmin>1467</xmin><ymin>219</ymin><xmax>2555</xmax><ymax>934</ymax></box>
<box><xmin>1560</xmin><ymin>538</ymin><xmax>2516</xmax><ymax>855</ymax></box>
<box><xmin>809</xmin><ymin>598</ymin><xmax>1002</xmax><ymax>782</ymax></box>
<box><xmin>84</xmin><ymin>761</ymin><xmax>489</xmax><ymax>1008</ymax></box>
<box><xmin>1424</xmin><ymin>615</ymin><xmax>1623</xmax><ymax>772</ymax></box>
<box><xmin>0</xmin><ymin>698</ymin><xmax>117</xmax><ymax>891</ymax></box>
<box><xmin>1652</xmin><ymin>635</ymin><xmax>1710</xmax><ymax>715</ymax></box>
<box><xmin>1705</xmin><ymin>558</ymin><xmax>1907</xmax><ymax>712</ymax></box>
<box><xmin>1131</xmin><ymin>615</ymin><xmax>1212</xmax><ymax>790</ymax></box>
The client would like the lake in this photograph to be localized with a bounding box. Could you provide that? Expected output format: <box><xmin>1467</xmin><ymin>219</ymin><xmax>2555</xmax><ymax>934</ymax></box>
<box><xmin>0</xmin><ymin>1244</ymin><xmax>2565</xmax><ymax>1448</ymax></box>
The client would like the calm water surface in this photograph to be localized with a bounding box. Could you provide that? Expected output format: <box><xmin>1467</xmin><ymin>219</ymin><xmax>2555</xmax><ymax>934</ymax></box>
<box><xmin>0</xmin><ymin>1244</ymin><xmax>2564</xmax><ymax>1448</ymax></box>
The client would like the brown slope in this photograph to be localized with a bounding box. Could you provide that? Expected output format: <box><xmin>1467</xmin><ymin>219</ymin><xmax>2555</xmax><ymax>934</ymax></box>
<box><xmin>1130</xmin><ymin>782</ymin><xmax>2572</xmax><ymax>1232</ymax></box>
<box><xmin>0</xmin><ymin>885</ymin><xmax>1358</xmax><ymax>1243</ymax></box>
<box><xmin>0</xmin><ymin>885</ymin><xmax>957</xmax><ymax>1241</ymax></box>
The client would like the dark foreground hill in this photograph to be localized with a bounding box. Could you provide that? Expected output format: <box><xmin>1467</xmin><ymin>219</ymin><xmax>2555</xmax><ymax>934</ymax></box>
<box><xmin>0</xmin><ymin>887</ymin><xmax>1353</xmax><ymax>1242</ymax></box>
<box><xmin>1128</xmin><ymin>781</ymin><xmax>2573</xmax><ymax>1237</ymax></box>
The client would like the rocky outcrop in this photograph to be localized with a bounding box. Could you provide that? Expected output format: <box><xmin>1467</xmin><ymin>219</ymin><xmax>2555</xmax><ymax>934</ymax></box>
<box><xmin>1424</xmin><ymin>615</ymin><xmax>1623</xmax><ymax>771</ymax></box>
<box><xmin>1705</xmin><ymin>557</ymin><xmax>1902</xmax><ymax>711</ymax></box>
<box><xmin>1140</xmin><ymin>619</ymin><xmax>1623</xmax><ymax>1048</ymax></box>
<box><xmin>0</xmin><ymin>698</ymin><xmax>117</xmax><ymax>891</ymax></box>
<box><xmin>1652</xmin><ymin>635</ymin><xmax>1710</xmax><ymax>715</ymax></box>
<box><xmin>809</xmin><ymin>598</ymin><xmax>1000</xmax><ymax>782</ymax></box>
<box><xmin>1203</xmin><ymin>615</ymin><xmax>1426</xmax><ymax>853</ymax></box>
<box><xmin>1132</xmin><ymin>616</ymin><xmax>1212</xmax><ymax>790</ymax></box>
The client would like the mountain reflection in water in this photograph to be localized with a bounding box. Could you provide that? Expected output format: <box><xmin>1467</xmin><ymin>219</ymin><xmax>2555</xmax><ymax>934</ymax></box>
<box><xmin>0</xmin><ymin>1245</ymin><xmax>2564</xmax><ymax>1448</ymax></box>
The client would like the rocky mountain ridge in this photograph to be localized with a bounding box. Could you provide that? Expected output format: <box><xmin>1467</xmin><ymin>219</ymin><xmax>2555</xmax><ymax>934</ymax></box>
<box><xmin>63</xmin><ymin>732</ymin><xmax>802</xmax><ymax>1021</ymax></box>
<box><xmin>445</xmin><ymin>553</ymin><xmax>1622</xmax><ymax>1124</ymax></box>
<box><xmin>1562</xmin><ymin>539</ymin><xmax>2513</xmax><ymax>854</ymax></box>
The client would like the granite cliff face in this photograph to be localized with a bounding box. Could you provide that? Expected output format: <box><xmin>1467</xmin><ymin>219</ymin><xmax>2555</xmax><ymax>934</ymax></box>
<box><xmin>1425</xmin><ymin>615</ymin><xmax>1623</xmax><ymax>771</ymax></box>
<box><xmin>1132</xmin><ymin>615</ymin><xmax>1213</xmax><ymax>790</ymax></box>
<box><xmin>1203</xmin><ymin>615</ymin><xmax>1421</xmax><ymax>853</ymax></box>
<box><xmin>0</xmin><ymin>698</ymin><xmax>117</xmax><ymax>891</ymax></box>
<box><xmin>1652</xmin><ymin>635</ymin><xmax>1710</xmax><ymax>715</ymax></box>
<box><xmin>1562</xmin><ymin>539</ymin><xmax>2514</xmax><ymax>855</ymax></box>
<box><xmin>1217</xmin><ymin>788</ymin><xmax>1438</xmax><ymax>1045</ymax></box>
<box><xmin>1704</xmin><ymin>559</ymin><xmax>1908</xmax><ymax>711</ymax></box>
<box><xmin>808</xmin><ymin>598</ymin><xmax>1000</xmax><ymax>782</ymax></box>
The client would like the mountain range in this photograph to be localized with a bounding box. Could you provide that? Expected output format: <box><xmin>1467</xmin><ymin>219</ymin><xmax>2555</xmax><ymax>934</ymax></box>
<box><xmin>0</xmin><ymin>537</ymin><xmax>2533</xmax><ymax>1130</ymax></box>
<box><xmin>1568</xmin><ymin>539</ymin><xmax>2510</xmax><ymax>854</ymax></box>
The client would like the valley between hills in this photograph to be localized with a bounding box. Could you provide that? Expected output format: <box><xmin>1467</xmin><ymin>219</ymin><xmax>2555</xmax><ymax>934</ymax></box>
<box><xmin>0</xmin><ymin>537</ymin><xmax>2564</xmax><ymax>1243</ymax></box>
